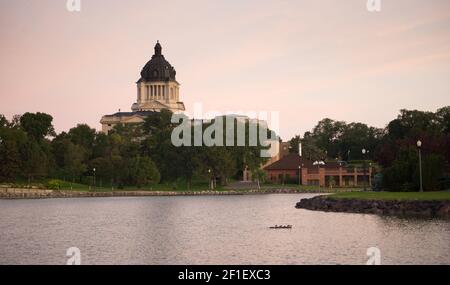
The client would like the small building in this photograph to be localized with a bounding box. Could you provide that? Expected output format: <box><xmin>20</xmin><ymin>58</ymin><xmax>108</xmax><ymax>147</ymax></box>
<box><xmin>264</xmin><ymin>154</ymin><xmax>372</xmax><ymax>187</ymax></box>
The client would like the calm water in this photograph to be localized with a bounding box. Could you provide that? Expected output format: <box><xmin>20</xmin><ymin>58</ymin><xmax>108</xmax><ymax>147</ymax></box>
<box><xmin>0</xmin><ymin>194</ymin><xmax>449</xmax><ymax>265</ymax></box>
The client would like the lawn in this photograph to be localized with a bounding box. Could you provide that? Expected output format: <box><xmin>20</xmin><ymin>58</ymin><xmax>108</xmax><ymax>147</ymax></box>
<box><xmin>1</xmin><ymin>180</ymin><xmax>212</xmax><ymax>192</ymax></box>
<box><xmin>48</xmin><ymin>180</ymin><xmax>225</xmax><ymax>192</ymax></box>
<box><xmin>329</xmin><ymin>191</ymin><xmax>450</xmax><ymax>201</ymax></box>
<box><xmin>3</xmin><ymin>180</ymin><xmax>367</xmax><ymax>193</ymax></box>
<box><xmin>261</xmin><ymin>184</ymin><xmax>363</xmax><ymax>192</ymax></box>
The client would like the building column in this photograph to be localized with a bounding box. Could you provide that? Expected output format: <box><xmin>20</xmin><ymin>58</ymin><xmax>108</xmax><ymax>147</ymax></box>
<box><xmin>301</xmin><ymin>168</ymin><xmax>308</xmax><ymax>186</ymax></box>
<box><xmin>339</xmin><ymin>167</ymin><xmax>343</xmax><ymax>187</ymax></box>
<box><xmin>165</xmin><ymin>83</ymin><xmax>170</xmax><ymax>102</ymax></box>
<box><xmin>137</xmin><ymin>84</ymin><xmax>142</xmax><ymax>104</ymax></box>
<box><xmin>354</xmin><ymin>168</ymin><xmax>358</xmax><ymax>187</ymax></box>
<box><xmin>319</xmin><ymin>167</ymin><xmax>326</xmax><ymax>187</ymax></box>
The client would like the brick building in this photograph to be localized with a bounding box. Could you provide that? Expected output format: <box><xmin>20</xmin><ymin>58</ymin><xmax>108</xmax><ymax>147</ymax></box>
<box><xmin>264</xmin><ymin>154</ymin><xmax>372</xmax><ymax>187</ymax></box>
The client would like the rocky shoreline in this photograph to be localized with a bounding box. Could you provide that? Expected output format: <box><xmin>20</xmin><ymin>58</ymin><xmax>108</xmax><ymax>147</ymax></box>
<box><xmin>296</xmin><ymin>195</ymin><xmax>450</xmax><ymax>218</ymax></box>
<box><xmin>0</xmin><ymin>187</ymin><xmax>342</xmax><ymax>200</ymax></box>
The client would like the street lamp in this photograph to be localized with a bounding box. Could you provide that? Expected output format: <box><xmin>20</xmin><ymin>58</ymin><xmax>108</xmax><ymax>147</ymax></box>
<box><xmin>93</xmin><ymin>168</ymin><xmax>96</xmax><ymax>191</ymax></box>
<box><xmin>208</xmin><ymin>169</ymin><xmax>213</xmax><ymax>190</ymax></box>
<box><xmin>362</xmin><ymin>149</ymin><xmax>368</xmax><ymax>191</ymax></box>
<box><xmin>417</xmin><ymin>140</ymin><xmax>423</xmax><ymax>192</ymax></box>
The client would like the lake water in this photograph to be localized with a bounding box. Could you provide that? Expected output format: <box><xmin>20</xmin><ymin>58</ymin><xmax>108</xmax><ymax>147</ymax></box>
<box><xmin>0</xmin><ymin>194</ymin><xmax>449</xmax><ymax>265</ymax></box>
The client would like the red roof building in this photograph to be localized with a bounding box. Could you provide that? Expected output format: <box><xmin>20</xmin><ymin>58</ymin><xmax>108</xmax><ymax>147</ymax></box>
<box><xmin>264</xmin><ymin>154</ymin><xmax>372</xmax><ymax>187</ymax></box>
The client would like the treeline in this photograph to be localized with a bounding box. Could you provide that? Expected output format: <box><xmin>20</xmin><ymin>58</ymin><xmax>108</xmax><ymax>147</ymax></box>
<box><xmin>288</xmin><ymin>107</ymin><xmax>450</xmax><ymax>191</ymax></box>
<box><xmin>0</xmin><ymin>110</ymin><xmax>269</xmax><ymax>189</ymax></box>
<box><xmin>1</xmin><ymin>107</ymin><xmax>449</xmax><ymax>191</ymax></box>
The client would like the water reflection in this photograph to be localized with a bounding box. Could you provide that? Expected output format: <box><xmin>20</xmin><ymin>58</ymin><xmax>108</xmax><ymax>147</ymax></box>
<box><xmin>0</xmin><ymin>194</ymin><xmax>449</xmax><ymax>265</ymax></box>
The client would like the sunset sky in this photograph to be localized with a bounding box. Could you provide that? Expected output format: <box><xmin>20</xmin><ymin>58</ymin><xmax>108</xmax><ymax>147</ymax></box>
<box><xmin>1</xmin><ymin>0</ymin><xmax>450</xmax><ymax>140</ymax></box>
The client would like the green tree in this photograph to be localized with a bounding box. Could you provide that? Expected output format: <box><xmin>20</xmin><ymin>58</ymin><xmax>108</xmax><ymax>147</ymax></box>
<box><xmin>288</xmin><ymin>135</ymin><xmax>301</xmax><ymax>154</ymax></box>
<box><xmin>63</xmin><ymin>142</ymin><xmax>87</xmax><ymax>187</ymax></box>
<box><xmin>436</xmin><ymin>106</ymin><xmax>450</xmax><ymax>134</ymax></box>
<box><xmin>382</xmin><ymin>147</ymin><xmax>445</xmax><ymax>192</ymax></box>
<box><xmin>0</xmin><ymin>117</ymin><xmax>27</xmax><ymax>181</ymax></box>
<box><xmin>19</xmin><ymin>112</ymin><xmax>55</xmax><ymax>140</ymax></box>
<box><xmin>129</xmin><ymin>156</ymin><xmax>160</xmax><ymax>188</ymax></box>
<box><xmin>0</xmin><ymin>114</ymin><xmax>8</xmax><ymax>128</ymax></box>
<box><xmin>21</xmin><ymin>139</ymin><xmax>49</xmax><ymax>184</ymax></box>
<box><xmin>251</xmin><ymin>168</ymin><xmax>267</xmax><ymax>190</ymax></box>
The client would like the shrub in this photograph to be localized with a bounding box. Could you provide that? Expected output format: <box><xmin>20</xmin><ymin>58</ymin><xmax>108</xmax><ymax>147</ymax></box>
<box><xmin>46</xmin><ymin>179</ymin><xmax>62</xmax><ymax>190</ymax></box>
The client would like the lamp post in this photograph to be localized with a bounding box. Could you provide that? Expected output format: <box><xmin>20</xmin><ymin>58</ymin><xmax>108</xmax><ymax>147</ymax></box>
<box><xmin>362</xmin><ymin>149</ymin><xmax>367</xmax><ymax>191</ymax></box>
<box><xmin>298</xmin><ymin>165</ymin><xmax>301</xmax><ymax>186</ymax></box>
<box><xmin>417</xmin><ymin>140</ymin><xmax>423</xmax><ymax>192</ymax></box>
<box><xmin>93</xmin><ymin>168</ymin><xmax>96</xmax><ymax>191</ymax></box>
<box><xmin>208</xmin><ymin>169</ymin><xmax>213</xmax><ymax>190</ymax></box>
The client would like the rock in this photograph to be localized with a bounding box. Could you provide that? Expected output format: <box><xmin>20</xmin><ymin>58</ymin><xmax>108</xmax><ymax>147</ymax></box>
<box><xmin>296</xmin><ymin>196</ymin><xmax>450</xmax><ymax>218</ymax></box>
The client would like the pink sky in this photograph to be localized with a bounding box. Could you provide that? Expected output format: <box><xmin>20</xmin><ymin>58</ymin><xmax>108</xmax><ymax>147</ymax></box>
<box><xmin>1</xmin><ymin>0</ymin><xmax>450</xmax><ymax>140</ymax></box>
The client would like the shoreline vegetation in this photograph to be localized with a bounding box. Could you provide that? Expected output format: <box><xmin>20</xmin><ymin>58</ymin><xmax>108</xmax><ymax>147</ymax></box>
<box><xmin>296</xmin><ymin>191</ymin><xmax>450</xmax><ymax>218</ymax></box>
<box><xmin>0</xmin><ymin>185</ymin><xmax>361</xmax><ymax>200</ymax></box>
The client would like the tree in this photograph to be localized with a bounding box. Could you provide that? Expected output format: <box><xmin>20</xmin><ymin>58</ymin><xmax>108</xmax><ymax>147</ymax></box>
<box><xmin>251</xmin><ymin>168</ymin><xmax>267</xmax><ymax>190</ymax></box>
<box><xmin>0</xmin><ymin>138</ymin><xmax>23</xmax><ymax>182</ymax></box>
<box><xmin>339</xmin><ymin>123</ymin><xmax>381</xmax><ymax>161</ymax></box>
<box><xmin>288</xmin><ymin>135</ymin><xmax>301</xmax><ymax>154</ymax></box>
<box><xmin>387</xmin><ymin>109</ymin><xmax>439</xmax><ymax>140</ymax></box>
<box><xmin>19</xmin><ymin>112</ymin><xmax>55</xmax><ymax>140</ymax></box>
<box><xmin>129</xmin><ymin>156</ymin><xmax>160</xmax><ymax>188</ymax></box>
<box><xmin>311</xmin><ymin>118</ymin><xmax>346</xmax><ymax>158</ymax></box>
<box><xmin>0</xmin><ymin>117</ymin><xmax>27</xmax><ymax>181</ymax></box>
<box><xmin>21</xmin><ymin>139</ymin><xmax>49</xmax><ymax>184</ymax></box>
<box><xmin>178</xmin><ymin>146</ymin><xmax>201</xmax><ymax>190</ymax></box>
<box><xmin>63</xmin><ymin>142</ymin><xmax>87</xmax><ymax>187</ymax></box>
<box><xmin>300</xmin><ymin>132</ymin><xmax>326</xmax><ymax>161</ymax></box>
<box><xmin>0</xmin><ymin>114</ymin><xmax>8</xmax><ymax>128</ymax></box>
<box><xmin>68</xmin><ymin>124</ymin><xmax>96</xmax><ymax>158</ymax></box>
<box><xmin>382</xmin><ymin>147</ymin><xmax>445</xmax><ymax>192</ymax></box>
<box><xmin>436</xmin><ymin>106</ymin><xmax>450</xmax><ymax>134</ymax></box>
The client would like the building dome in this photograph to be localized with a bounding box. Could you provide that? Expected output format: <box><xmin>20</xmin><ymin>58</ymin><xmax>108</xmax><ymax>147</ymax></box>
<box><xmin>140</xmin><ymin>41</ymin><xmax>176</xmax><ymax>82</ymax></box>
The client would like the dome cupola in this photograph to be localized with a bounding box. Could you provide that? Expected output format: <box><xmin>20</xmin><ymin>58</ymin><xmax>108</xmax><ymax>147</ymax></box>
<box><xmin>140</xmin><ymin>41</ymin><xmax>176</xmax><ymax>82</ymax></box>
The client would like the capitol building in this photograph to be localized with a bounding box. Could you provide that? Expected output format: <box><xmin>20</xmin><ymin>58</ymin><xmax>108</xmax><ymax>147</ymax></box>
<box><xmin>100</xmin><ymin>41</ymin><xmax>185</xmax><ymax>133</ymax></box>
